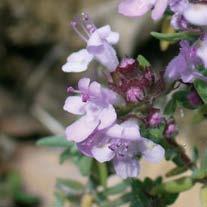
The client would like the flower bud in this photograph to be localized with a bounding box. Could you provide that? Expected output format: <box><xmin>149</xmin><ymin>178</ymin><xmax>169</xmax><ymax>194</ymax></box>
<box><xmin>187</xmin><ymin>90</ymin><xmax>202</xmax><ymax>107</ymax></box>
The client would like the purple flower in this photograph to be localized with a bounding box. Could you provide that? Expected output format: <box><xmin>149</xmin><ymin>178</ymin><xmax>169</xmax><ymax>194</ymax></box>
<box><xmin>62</xmin><ymin>13</ymin><xmax>119</xmax><ymax>73</ymax></box>
<box><xmin>126</xmin><ymin>86</ymin><xmax>144</xmax><ymax>103</ymax></box>
<box><xmin>64</xmin><ymin>78</ymin><xmax>121</xmax><ymax>143</ymax></box>
<box><xmin>165</xmin><ymin>120</ymin><xmax>177</xmax><ymax>138</ymax></box>
<box><xmin>164</xmin><ymin>41</ymin><xmax>207</xmax><ymax>83</ymax></box>
<box><xmin>118</xmin><ymin>0</ymin><xmax>168</xmax><ymax>21</ymax></box>
<box><xmin>77</xmin><ymin>119</ymin><xmax>165</xmax><ymax>179</ymax></box>
<box><xmin>147</xmin><ymin>111</ymin><xmax>163</xmax><ymax>127</ymax></box>
<box><xmin>187</xmin><ymin>90</ymin><xmax>202</xmax><ymax>107</ymax></box>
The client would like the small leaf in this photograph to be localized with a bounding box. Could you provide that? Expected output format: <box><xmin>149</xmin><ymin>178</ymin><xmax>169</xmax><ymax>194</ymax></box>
<box><xmin>194</xmin><ymin>80</ymin><xmax>207</xmax><ymax>104</ymax></box>
<box><xmin>166</xmin><ymin>166</ymin><xmax>188</xmax><ymax>177</ymax></box>
<box><xmin>74</xmin><ymin>156</ymin><xmax>93</xmax><ymax>176</ymax></box>
<box><xmin>59</xmin><ymin>148</ymin><xmax>71</xmax><ymax>164</ymax></box>
<box><xmin>192</xmin><ymin>146</ymin><xmax>199</xmax><ymax>163</ymax></box>
<box><xmin>103</xmin><ymin>181</ymin><xmax>130</xmax><ymax>196</ymax></box>
<box><xmin>137</xmin><ymin>55</ymin><xmax>151</xmax><ymax>68</ymax></box>
<box><xmin>202</xmin><ymin>149</ymin><xmax>207</xmax><ymax>170</ymax></box>
<box><xmin>56</xmin><ymin>178</ymin><xmax>83</xmax><ymax>191</ymax></box>
<box><xmin>54</xmin><ymin>192</ymin><xmax>64</xmax><ymax>207</ymax></box>
<box><xmin>37</xmin><ymin>136</ymin><xmax>72</xmax><ymax>148</ymax></box>
<box><xmin>151</xmin><ymin>31</ymin><xmax>199</xmax><ymax>42</ymax></box>
<box><xmin>164</xmin><ymin>99</ymin><xmax>177</xmax><ymax>115</ymax></box>
<box><xmin>154</xmin><ymin>177</ymin><xmax>193</xmax><ymax>193</ymax></box>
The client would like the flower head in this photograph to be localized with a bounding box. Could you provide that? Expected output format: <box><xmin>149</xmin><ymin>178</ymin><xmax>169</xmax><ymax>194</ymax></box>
<box><xmin>77</xmin><ymin>119</ymin><xmax>165</xmax><ymax>178</ymax></box>
<box><xmin>164</xmin><ymin>41</ymin><xmax>207</xmax><ymax>83</ymax></box>
<box><xmin>62</xmin><ymin>13</ymin><xmax>119</xmax><ymax>73</ymax></box>
<box><xmin>64</xmin><ymin>78</ymin><xmax>120</xmax><ymax>143</ymax></box>
<box><xmin>118</xmin><ymin>0</ymin><xmax>168</xmax><ymax>21</ymax></box>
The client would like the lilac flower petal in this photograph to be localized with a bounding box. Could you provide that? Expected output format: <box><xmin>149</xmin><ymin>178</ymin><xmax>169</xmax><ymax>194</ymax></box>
<box><xmin>87</xmin><ymin>31</ymin><xmax>104</xmax><ymax>53</ymax></box>
<box><xmin>197</xmin><ymin>40</ymin><xmax>207</xmax><ymax>68</ymax></box>
<box><xmin>164</xmin><ymin>54</ymin><xmax>187</xmax><ymax>82</ymax></box>
<box><xmin>141</xmin><ymin>139</ymin><xmax>165</xmax><ymax>163</ymax></box>
<box><xmin>113</xmin><ymin>158</ymin><xmax>139</xmax><ymax>179</ymax></box>
<box><xmin>63</xmin><ymin>96</ymin><xmax>86</xmax><ymax>115</ymax></box>
<box><xmin>65</xmin><ymin>116</ymin><xmax>99</xmax><ymax>143</ymax></box>
<box><xmin>97</xmin><ymin>105</ymin><xmax>117</xmax><ymax>130</ymax></box>
<box><xmin>101</xmin><ymin>88</ymin><xmax>122</xmax><ymax>105</ymax></box>
<box><xmin>151</xmin><ymin>0</ymin><xmax>168</xmax><ymax>20</ymax></box>
<box><xmin>78</xmin><ymin>78</ymin><xmax>90</xmax><ymax>92</ymax></box>
<box><xmin>183</xmin><ymin>4</ymin><xmax>207</xmax><ymax>26</ymax></box>
<box><xmin>94</xmin><ymin>42</ymin><xmax>119</xmax><ymax>72</ymax></box>
<box><xmin>89</xmin><ymin>81</ymin><xmax>102</xmax><ymax>98</ymax></box>
<box><xmin>118</xmin><ymin>0</ymin><xmax>152</xmax><ymax>17</ymax></box>
<box><xmin>62</xmin><ymin>49</ymin><xmax>93</xmax><ymax>73</ymax></box>
<box><xmin>106</xmin><ymin>119</ymin><xmax>141</xmax><ymax>140</ymax></box>
<box><xmin>92</xmin><ymin>145</ymin><xmax>115</xmax><ymax>162</ymax></box>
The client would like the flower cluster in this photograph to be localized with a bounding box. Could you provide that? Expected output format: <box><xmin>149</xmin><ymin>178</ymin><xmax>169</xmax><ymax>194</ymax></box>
<box><xmin>62</xmin><ymin>0</ymin><xmax>207</xmax><ymax>179</ymax></box>
<box><xmin>62</xmin><ymin>13</ymin><xmax>166</xmax><ymax>178</ymax></box>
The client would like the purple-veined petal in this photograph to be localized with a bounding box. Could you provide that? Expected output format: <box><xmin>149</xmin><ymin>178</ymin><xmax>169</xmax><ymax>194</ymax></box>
<box><xmin>63</xmin><ymin>96</ymin><xmax>86</xmax><ymax>115</ymax></box>
<box><xmin>62</xmin><ymin>49</ymin><xmax>94</xmax><ymax>73</ymax></box>
<box><xmin>118</xmin><ymin>0</ymin><xmax>152</xmax><ymax>17</ymax></box>
<box><xmin>65</xmin><ymin>115</ymin><xmax>99</xmax><ymax>143</ymax></box>
<box><xmin>151</xmin><ymin>0</ymin><xmax>168</xmax><ymax>20</ymax></box>
<box><xmin>92</xmin><ymin>145</ymin><xmax>115</xmax><ymax>162</ymax></box>
<box><xmin>87</xmin><ymin>31</ymin><xmax>104</xmax><ymax>54</ymax></box>
<box><xmin>113</xmin><ymin>158</ymin><xmax>139</xmax><ymax>179</ymax></box>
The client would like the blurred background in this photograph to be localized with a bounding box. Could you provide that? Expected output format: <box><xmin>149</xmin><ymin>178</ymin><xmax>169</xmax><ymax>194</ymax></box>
<box><xmin>0</xmin><ymin>0</ymin><xmax>206</xmax><ymax>206</ymax></box>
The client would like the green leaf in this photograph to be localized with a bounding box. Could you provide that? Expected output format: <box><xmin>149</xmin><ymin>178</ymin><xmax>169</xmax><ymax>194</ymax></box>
<box><xmin>202</xmin><ymin>149</ymin><xmax>207</xmax><ymax>170</ymax></box>
<box><xmin>164</xmin><ymin>98</ymin><xmax>177</xmax><ymax>115</ymax></box>
<box><xmin>37</xmin><ymin>136</ymin><xmax>72</xmax><ymax>148</ymax></box>
<box><xmin>166</xmin><ymin>166</ymin><xmax>188</xmax><ymax>177</ymax></box>
<box><xmin>103</xmin><ymin>181</ymin><xmax>130</xmax><ymax>196</ymax></box>
<box><xmin>137</xmin><ymin>55</ymin><xmax>151</xmax><ymax>69</ymax></box>
<box><xmin>74</xmin><ymin>156</ymin><xmax>93</xmax><ymax>176</ymax></box>
<box><xmin>54</xmin><ymin>192</ymin><xmax>64</xmax><ymax>207</ymax></box>
<box><xmin>194</xmin><ymin>80</ymin><xmax>207</xmax><ymax>104</ymax></box>
<box><xmin>101</xmin><ymin>193</ymin><xmax>131</xmax><ymax>207</ymax></box>
<box><xmin>59</xmin><ymin>148</ymin><xmax>71</xmax><ymax>164</ymax></box>
<box><xmin>192</xmin><ymin>146</ymin><xmax>199</xmax><ymax>163</ymax></box>
<box><xmin>153</xmin><ymin>177</ymin><xmax>193</xmax><ymax>194</ymax></box>
<box><xmin>56</xmin><ymin>178</ymin><xmax>83</xmax><ymax>192</ymax></box>
<box><xmin>151</xmin><ymin>31</ymin><xmax>199</xmax><ymax>42</ymax></box>
<box><xmin>14</xmin><ymin>192</ymin><xmax>39</xmax><ymax>205</ymax></box>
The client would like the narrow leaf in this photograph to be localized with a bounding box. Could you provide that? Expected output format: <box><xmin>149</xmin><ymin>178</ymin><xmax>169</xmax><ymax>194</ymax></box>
<box><xmin>151</xmin><ymin>31</ymin><xmax>199</xmax><ymax>42</ymax></box>
<box><xmin>37</xmin><ymin>136</ymin><xmax>72</xmax><ymax>148</ymax></box>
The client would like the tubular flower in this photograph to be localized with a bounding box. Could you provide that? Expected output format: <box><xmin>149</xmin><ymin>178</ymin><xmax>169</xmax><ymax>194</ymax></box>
<box><xmin>64</xmin><ymin>78</ymin><xmax>120</xmax><ymax>143</ymax></box>
<box><xmin>164</xmin><ymin>41</ymin><xmax>207</xmax><ymax>83</ymax></box>
<box><xmin>77</xmin><ymin>119</ymin><xmax>165</xmax><ymax>179</ymax></box>
<box><xmin>62</xmin><ymin>13</ymin><xmax>119</xmax><ymax>73</ymax></box>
